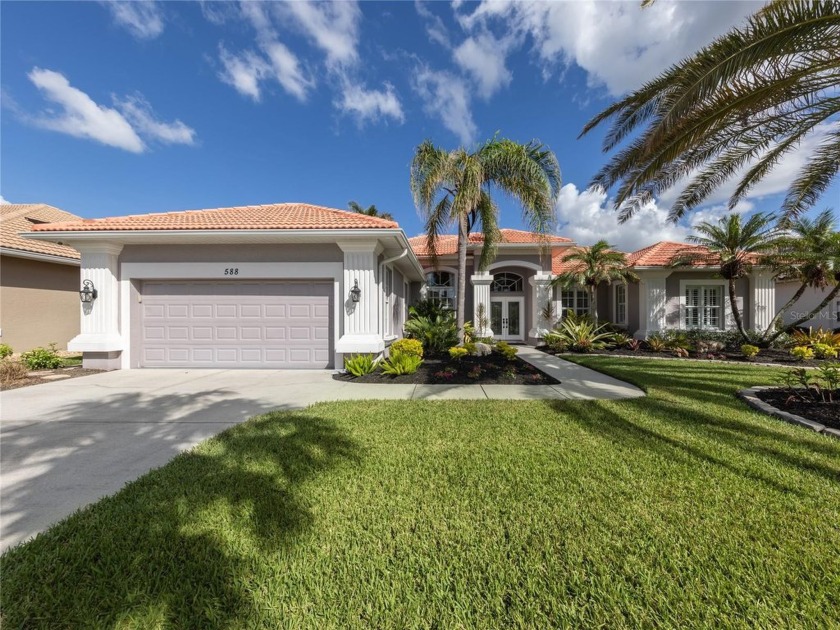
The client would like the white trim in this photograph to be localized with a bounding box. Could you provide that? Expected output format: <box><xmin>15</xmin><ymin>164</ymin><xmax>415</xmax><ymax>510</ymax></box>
<box><xmin>0</xmin><ymin>247</ymin><xmax>80</xmax><ymax>266</ymax></box>
<box><xmin>486</xmin><ymin>260</ymin><xmax>543</xmax><ymax>273</ymax></box>
<box><xmin>119</xmin><ymin>261</ymin><xmax>343</xmax><ymax>369</ymax></box>
<box><xmin>678</xmin><ymin>278</ymin><xmax>734</xmax><ymax>331</ymax></box>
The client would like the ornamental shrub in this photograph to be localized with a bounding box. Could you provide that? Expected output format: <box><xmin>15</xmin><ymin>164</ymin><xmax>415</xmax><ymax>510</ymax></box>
<box><xmin>494</xmin><ymin>341</ymin><xmax>518</xmax><ymax>360</ymax></box>
<box><xmin>380</xmin><ymin>351</ymin><xmax>423</xmax><ymax>376</ymax></box>
<box><xmin>0</xmin><ymin>360</ymin><xmax>27</xmax><ymax>384</ymax></box>
<box><xmin>390</xmin><ymin>338</ymin><xmax>423</xmax><ymax>359</ymax></box>
<box><xmin>0</xmin><ymin>343</ymin><xmax>13</xmax><ymax>359</ymax></box>
<box><xmin>646</xmin><ymin>335</ymin><xmax>668</xmax><ymax>352</ymax></box>
<box><xmin>740</xmin><ymin>344</ymin><xmax>760</xmax><ymax>360</ymax></box>
<box><xmin>403</xmin><ymin>312</ymin><xmax>458</xmax><ymax>356</ymax></box>
<box><xmin>812</xmin><ymin>343</ymin><xmax>838</xmax><ymax>359</ymax></box>
<box><xmin>21</xmin><ymin>344</ymin><xmax>63</xmax><ymax>370</ymax></box>
<box><xmin>344</xmin><ymin>354</ymin><xmax>377</xmax><ymax>377</ymax></box>
<box><xmin>448</xmin><ymin>346</ymin><xmax>469</xmax><ymax>361</ymax></box>
<box><xmin>790</xmin><ymin>346</ymin><xmax>815</xmax><ymax>361</ymax></box>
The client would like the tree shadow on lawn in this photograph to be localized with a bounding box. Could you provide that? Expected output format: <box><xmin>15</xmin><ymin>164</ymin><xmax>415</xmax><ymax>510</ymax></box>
<box><xmin>1</xmin><ymin>408</ymin><xmax>361</xmax><ymax>627</ymax></box>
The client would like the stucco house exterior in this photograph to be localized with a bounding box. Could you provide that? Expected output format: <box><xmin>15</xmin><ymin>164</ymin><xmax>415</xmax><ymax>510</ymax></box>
<box><xmin>0</xmin><ymin>203</ymin><xmax>81</xmax><ymax>352</ymax></box>
<box><xmin>23</xmin><ymin>201</ymin><xmax>837</xmax><ymax>370</ymax></box>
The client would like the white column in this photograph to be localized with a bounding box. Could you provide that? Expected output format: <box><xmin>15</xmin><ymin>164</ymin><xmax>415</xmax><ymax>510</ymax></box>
<box><xmin>470</xmin><ymin>272</ymin><xmax>493</xmax><ymax>337</ymax></box>
<box><xmin>336</xmin><ymin>241</ymin><xmax>384</xmax><ymax>354</ymax></box>
<box><xmin>528</xmin><ymin>272</ymin><xmax>553</xmax><ymax>340</ymax></box>
<box><xmin>637</xmin><ymin>271</ymin><xmax>670</xmax><ymax>338</ymax></box>
<box><xmin>68</xmin><ymin>243</ymin><xmax>124</xmax><ymax>352</ymax></box>
<box><xmin>750</xmin><ymin>270</ymin><xmax>775</xmax><ymax>332</ymax></box>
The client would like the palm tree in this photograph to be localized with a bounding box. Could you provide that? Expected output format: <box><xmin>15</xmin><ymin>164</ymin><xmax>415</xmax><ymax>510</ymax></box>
<box><xmin>348</xmin><ymin>201</ymin><xmax>393</xmax><ymax>221</ymax></box>
<box><xmin>551</xmin><ymin>240</ymin><xmax>638</xmax><ymax>322</ymax></box>
<box><xmin>673</xmin><ymin>213</ymin><xmax>781</xmax><ymax>340</ymax></box>
<box><xmin>764</xmin><ymin>210</ymin><xmax>840</xmax><ymax>341</ymax></box>
<box><xmin>582</xmin><ymin>1</ymin><xmax>840</xmax><ymax>222</ymax></box>
<box><xmin>410</xmin><ymin>137</ymin><xmax>562</xmax><ymax>338</ymax></box>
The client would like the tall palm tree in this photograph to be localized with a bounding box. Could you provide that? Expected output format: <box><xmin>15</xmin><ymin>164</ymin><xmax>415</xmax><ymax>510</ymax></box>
<box><xmin>764</xmin><ymin>210</ymin><xmax>840</xmax><ymax>340</ymax></box>
<box><xmin>410</xmin><ymin>137</ymin><xmax>562</xmax><ymax>338</ymax></box>
<box><xmin>582</xmin><ymin>1</ymin><xmax>840</xmax><ymax>222</ymax></box>
<box><xmin>673</xmin><ymin>213</ymin><xmax>781</xmax><ymax>340</ymax></box>
<box><xmin>551</xmin><ymin>240</ymin><xmax>638</xmax><ymax>322</ymax></box>
<box><xmin>348</xmin><ymin>201</ymin><xmax>393</xmax><ymax>221</ymax></box>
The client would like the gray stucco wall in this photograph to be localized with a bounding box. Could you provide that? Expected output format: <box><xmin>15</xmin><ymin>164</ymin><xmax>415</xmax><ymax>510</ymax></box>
<box><xmin>627</xmin><ymin>282</ymin><xmax>640</xmax><ymax>334</ymax></box>
<box><xmin>664</xmin><ymin>272</ymin><xmax>751</xmax><ymax>330</ymax></box>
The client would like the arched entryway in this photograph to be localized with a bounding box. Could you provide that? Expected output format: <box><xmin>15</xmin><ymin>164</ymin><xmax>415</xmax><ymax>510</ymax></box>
<box><xmin>490</xmin><ymin>271</ymin><xmax>525</xmax><ymax>341</ymax></box>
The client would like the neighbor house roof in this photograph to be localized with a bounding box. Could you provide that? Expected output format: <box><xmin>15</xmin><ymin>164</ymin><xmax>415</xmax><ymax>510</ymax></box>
<box><xmin>28</xmin><ymin>202</ymin><xmax>399</xmax><ymax>232</ymax></box>
<box><xmin>626</xmin><ymin>241</ymin><xmax>713</xmax><ymax>267</ymax></box>
<box><xmin>409</xmin><ymin>229</ymin><xmax>573</xmax><ymax>256</ymax></box>
<box><xmin>1</xmin><ymin>204</ymin><xmax>81</xmax><ymax>261</ymax></box>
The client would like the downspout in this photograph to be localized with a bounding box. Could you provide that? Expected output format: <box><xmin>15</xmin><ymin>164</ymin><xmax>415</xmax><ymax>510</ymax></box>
<box><xmin>379</xmin><ymin>248</ymin><xmax>410</xmax><ymax>338</ymax></box>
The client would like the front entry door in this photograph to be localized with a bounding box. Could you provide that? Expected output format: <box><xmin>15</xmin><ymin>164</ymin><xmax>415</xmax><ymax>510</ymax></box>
<box><xmin>490</xmin><ymin>297</ymin><xmax>524</xmax><ymax>341</ymax></box>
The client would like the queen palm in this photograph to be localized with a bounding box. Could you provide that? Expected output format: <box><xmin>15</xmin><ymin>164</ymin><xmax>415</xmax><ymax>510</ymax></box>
<box><xmin>348</xmin><ymin>201</ymin><xmax>393</xmax><ymax>221</ymax></box>
<box><xmin>551</xmin><ymin>240</ymin><xmax>638</xmax><ymax>322</ymax></box>
<box><xmin>674</xmin><ymin>213</ymin><xmax>781</xmax><ymax>341</ymax></box>
<box><xmin>410</xmin><ymin>137</ymin><xmax>562</xmax><ymax>338</ymax></box>
<box><xmin>582</xmin><ymin>1</ymin><xmax>840</xmax><ymax>222</ymax></box>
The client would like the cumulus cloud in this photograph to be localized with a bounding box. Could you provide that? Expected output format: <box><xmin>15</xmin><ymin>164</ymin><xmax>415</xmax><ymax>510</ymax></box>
<box><xmin>218</xmin><ymin>46</ymin><xmax>270</xmax><ymax>101</ymax></box>
<box><xmin>336</xmin><ymin>81</ymin><xmax>404</xmax><ymax>124</ymax></box>
<box><xmin>413</xmin><ymin>66</ymin><xmax>477</xmax><ymax>145</ymax></box>
<box><xmin>26</xmin><ymin>67</ymin><xmax>195</xmax><ymax>153</ymax></box>
<box><xmin>415</xmin><ymin>0</ymin><xmax>451</xmax><ymax>48</ymax></box>
<box><xmin>101</xmin><ymin>0</ymin><xmax>164</xmax><ymax>40</ymax></box>
<box><xmin>453</xmin><ymin>31</ymin><xmax>513</xmax><ymax>99</ymax></box>
<box><xmin>272</xmin><ymin>0</ymin><xmax>361</xmax><ymax>69</ymax></box>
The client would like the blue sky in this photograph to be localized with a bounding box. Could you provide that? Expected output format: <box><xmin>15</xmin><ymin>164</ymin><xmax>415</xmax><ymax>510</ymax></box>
<box><xmin>2</xmin><ymin>0</ymin><xmax>837</xmax><ymax>251</ymax></box>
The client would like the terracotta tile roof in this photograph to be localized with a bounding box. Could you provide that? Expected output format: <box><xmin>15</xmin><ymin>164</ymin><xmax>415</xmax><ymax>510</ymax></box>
<box><xmin>409</xmin><ymin>229</ymin><xmax>572</xmax><ymax>257</ymax></box>
<box><xmin>551</xmin><ymin>246</ymin><xmax>629</xmax><ymax>274</ymax></box>
<box><xmin>1</xmin><ymin>204</ymin><xmax>81</xmax><ymax>260</ymax></box>
<box><xmin>28</xmin><ymin>202</ymin><xmax>399</xmax><ymax>232</ymax></box>
<box><xmin>626</xmin><ymin>241</ymin><xmax>714</xmax><ymax>267</ymax></box>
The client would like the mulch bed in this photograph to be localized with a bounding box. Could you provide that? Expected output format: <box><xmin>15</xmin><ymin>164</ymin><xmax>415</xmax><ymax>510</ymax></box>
<box><xmin>540</xmin><ymin>346</ymin><xmax>826</xmax><ymax>367</ymax></box>
<box><xmin>755</xmin><ymin>389</ymin><xmax>840</xmax><ymax>430</ymax></box>
<box><xmin>0</xmin><ymin>366</ymin><xmax>104</xmax><ymax>391</ymax></box>
<box><xmin>334</xmin><ymin>353</ymin><xmax>559</xmax><ymax>385</ymax></box>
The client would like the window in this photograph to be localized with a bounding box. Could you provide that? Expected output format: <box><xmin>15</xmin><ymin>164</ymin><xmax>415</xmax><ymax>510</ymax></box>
<box><xmin>684</xmin><ymin>285</ymin><xmax>723</xmax><ymax>329</ymax></box>
<box><xmin>561</xmin><ymin>288</ymin><xmax>589</xmax><ymax>317</ymax></box>
<box><xmin>614</xmin><ymin>284</ymin><xmax>627</xmax><ymax>324</ymax></box>
<box><xmin>836</xmin><ymin>300</ymin><xmax>840</xmax><ymax>323</ymax></box>
<box><xmin>426</xmin><ymin>271</ymin><xmax>455</xmax><ymax>309</ymax></box>
<box><xmin>384</xmin><ymin>267</ymin><xmax>394</xmax><ymax>336</ymax></box>
<box><xmin>491</xmin><ymin>272</ymin><xmax>524</xmax><ymax>293</ymax></box>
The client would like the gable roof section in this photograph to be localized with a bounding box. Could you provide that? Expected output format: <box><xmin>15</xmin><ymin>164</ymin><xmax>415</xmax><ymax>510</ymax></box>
<box><xmin>1</xmin><ymin>204</ymin><xmax>81</xmax><ymax>261</ymax></box>
<box><xmin>627</xmin><ymin>241</ymin><xmax>715</xmax><ymax>267</ymax></box>
<box><xmin>409</xmin><ymin>229</ymin><xmax>573</xmax><ymax>257</ymax></box>
<box><xmin>28</xmin><ymin>202</ymin><xmax>399</xmax><ymax>232</ymax></box>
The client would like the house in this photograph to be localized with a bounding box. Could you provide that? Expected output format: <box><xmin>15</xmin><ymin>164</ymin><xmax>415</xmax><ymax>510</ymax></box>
<box><xmin>0</xmin><ymin>203</ymin><xmax>82</xmax><ymax>352</ymax></box>
<box><xmin>24</xmin><ymin>203</ymin><xmax>424</xmax><ymax>370</ymax></box>
<box><xmin>24</xmin><ymin>202</ymin><xmax>836</xmax><ymax>370</ymax></box>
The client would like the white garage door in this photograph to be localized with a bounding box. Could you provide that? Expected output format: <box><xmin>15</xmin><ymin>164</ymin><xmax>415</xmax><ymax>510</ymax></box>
<box><xmin>140</xmin><ymin>281</ymin><xmax>332</xmax><ymax>368</ymax></box>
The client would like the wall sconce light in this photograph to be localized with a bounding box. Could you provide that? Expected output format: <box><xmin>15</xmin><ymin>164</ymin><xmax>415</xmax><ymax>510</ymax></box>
<box><xmin>350</xmin><ymin>279</ymin><xmax>361</xmax><ymax>303</ymax></box>
<box><xmin>79</xmin><ymin>279</ymin><xmax>98</xmax><ymax>303</ymax></box>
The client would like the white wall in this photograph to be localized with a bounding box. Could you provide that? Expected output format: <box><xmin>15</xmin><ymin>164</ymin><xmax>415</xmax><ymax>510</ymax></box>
<box><xmin>776</xmin><ymin>282</ymin><xmax>839</xmax><ymax>330</ymax></box>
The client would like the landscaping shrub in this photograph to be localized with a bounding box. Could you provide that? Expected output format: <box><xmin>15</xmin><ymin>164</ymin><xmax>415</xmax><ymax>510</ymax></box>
<box><xmin>344</xmin><ymin>354</ymin><xmax>377</xmax><ymax>377</ymax></box>
<box><xmin>663</xmin><ymin>331</ymin><xmax>692</xmax><ymax>352</ymax></box>
<box><xmin>551</xmin><ymin>317</ymin><xmax>616</xmax><ymax>353</ymax></box>
<box><xmin>626</xmin><ymin>339</ymin><xmax>642</xmax><ymax>352</ymax></box>
<box><xmin>462</xmin><ymin>342</ymin><xmax>477</xmax><ymax>355</ymax></box>
<box><xmin>390</xmin><ymin>338</ymin><xmax>423</xmax><ymax>359</ymax></box>
<box><xmin>792</xmin><ymin>327</ymin><xmax>840</xmax><ymax>351</ymax></box>
<box><xmin>612</xmin><ymin>332</ymin><xmax>633</xmax><ymax>348</ymax></box>
<box><xmin>448</xmin><ymin>346</ymin><xmax>469</xmax><ymax>361</ymax></box>
<box><xmin>777</xmin><ymin>364</ymin><xmax>840</xmax><ymax>403</ymax></box>
<box><xmin>494</xmin><ymin>341</ymin><xmax>518</xmax><ymax>360</ymax></box>
<box><xmin>0</xmin><ymin>360</ymin><xmax>28</xmax><ymax>384</ymax></box>
<box><xmin>672</xmin><ymin>347</ymin><xmax>689</xmax><ymax>358</ymax></box>
<box><xmin>21</xmin><ymin>344</ymin><xmax>63</xmax><ymax>370</ymax></box>
<box><xmin>740</xmin><ymin>344</ymin><xmax>760</xmax><ymax>360</ymax></box>
<box><xmin>403</xmin><ymin>312</ymin><xmax>458</xmax><ymax>356</ymax></box>
<box><xmin>542</xmin><ymin>331</ymin><xmax>568</xmax><ymax>353</ymax></box>
<box><xmin>408</xmin><ymin>299</ymin><xmax>451</xmax><ymax>320</ymax></box>
<box><xmin>790</xmin><ymin>346</ymin><xmax>815</xmax><ymax>361</ymax></box>
<box><xmin>380</xmin><ymin>351</ymin><xmax>423</xmax><ymax>376</ymax></box>
<box><xmin>0</xmin><ymin>343</ymin><xmax>13</xmax><ymax>359</ymax></box>
<box><xmin>646</xmin><ymin>335</ymin><xmax>667</xmax><ymax>352</ymax></box>
<box><xmin>812</xmin><ymin>343</ymin><xmax>838</xmax><ymax>359</ymax></box>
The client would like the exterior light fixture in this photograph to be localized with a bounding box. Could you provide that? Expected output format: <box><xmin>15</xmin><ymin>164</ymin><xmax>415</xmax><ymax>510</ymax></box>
<box><xmin>79</xmin><ymin>279</ymin><xmax>98</xmax><ymax>303</ymax></box>
<box><xmin>350</xmin><ymin>279</ymin><xmax>361</xmax><ymax>303</ymax></box>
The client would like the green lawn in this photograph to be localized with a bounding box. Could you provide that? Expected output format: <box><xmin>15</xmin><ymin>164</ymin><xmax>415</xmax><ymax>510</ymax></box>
<box><xmin>2</xmin><ymin>358</ymin><xmax>839</xmax><ymax>628</ymax></box>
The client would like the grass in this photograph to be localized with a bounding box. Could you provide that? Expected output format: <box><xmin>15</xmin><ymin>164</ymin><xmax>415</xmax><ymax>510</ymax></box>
<box><xmin>2</xmin><ymin>358</ymin><xmax>839</xmax><ymax>628</ymax></box>
<box><xmin>61</xmin><ymin>354</ymin><xmax>83</xmax><ymax>367</ymax></box>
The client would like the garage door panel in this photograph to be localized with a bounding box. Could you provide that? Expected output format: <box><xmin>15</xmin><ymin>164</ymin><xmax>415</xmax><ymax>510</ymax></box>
<box><xmin>140</xmin><ymin>281</ymin><xmax>332</xmax><ymax>368</ymax></box>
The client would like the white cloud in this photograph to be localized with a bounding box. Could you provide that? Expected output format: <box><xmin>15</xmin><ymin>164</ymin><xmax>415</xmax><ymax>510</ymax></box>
<box><xmin>116</xmin><ymin>95</ymin><xmax>196</xmax><ymax>145</ymax></box>
<box><xmin>453</xmin><ymin>32</ymin><xmax>513</xmax><ymax>99</ymax></box>
<box><xmin>337</xmin><ymin>81</ymin><xmax>404</xmax><ymax>124</ymax></box>
<box><xmin>262</xmin><ymin>42</ymin><xmax>313</xmax><ymax>101</ymax></box>
<box><xmin>457</xmin><ymin>0</ymin><xmax>758</xmax><ymax>96</ymax></box>
<box><xmin>218</xmin><ymin>46</ymin><xmax>270</xmax><ymax>101</ymax></box>
<box><xmin>0</xmin><ymin>194</ymin><xmax>10</xmax><ymax>205</ymax></box>
<box><xmin>415</xmin><ymin>0</ymin><xmax>451</xmax><ymax>48</ymax></box>
<box><xmin>26</xmin><ymin>68</ymin><xmax>195</xmax><ymax>153</ymax></box>
<box><xmin>101</xmin><ymin>0</ymin><xmax>164</xmax><ymax>40</ymax></box>
<box><xmin>27</xmin><ymin>68</ymin><xmax>145</xmax><ymax>153</ymax></box>
<box><xmin>271</xmin><ymin>1</ymin><xmax>361</xmax><ymax>68</ymax></box>
<box><xmin>413</xmin><ymin>66</ymin><xmax>477</xmax><ymax>145</ymax></box>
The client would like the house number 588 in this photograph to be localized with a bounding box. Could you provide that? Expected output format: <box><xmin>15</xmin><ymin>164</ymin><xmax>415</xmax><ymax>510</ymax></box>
<box><xmin>224</xmin><ymin>268</ymin><xmax>239</xmax><ymax>275</ymax></box>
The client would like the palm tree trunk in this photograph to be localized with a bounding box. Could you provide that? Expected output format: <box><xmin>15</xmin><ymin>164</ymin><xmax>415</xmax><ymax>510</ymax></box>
<box><xmin>728</xmin><ymin>278</ymin><xmax>749</xmax><ymax>341</ymax></box>
<box><xmin>766</xmin><ymin>283</ymin><xmax>840</xmax><ymax>344</ymax></box>
<box><xmin>590</xmin><ymin>285</ymin><xmax>598</xmax><ymax>323</ymax></box>
<box><xmin>456</xmin><ymin>212</ymin><xmax>468</xmax><ymax>343</ymax></box>
<box><xmin>760</xmin><ymin>281</ymin><xmax>808</xmax><ymax>344</ymax></box>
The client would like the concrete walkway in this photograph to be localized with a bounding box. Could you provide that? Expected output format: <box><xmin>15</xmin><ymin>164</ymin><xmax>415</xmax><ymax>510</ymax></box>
<box><xmin>0</xmin><ymin>353</ymin><xmax>641</xmax><ymax>552</ymax></box>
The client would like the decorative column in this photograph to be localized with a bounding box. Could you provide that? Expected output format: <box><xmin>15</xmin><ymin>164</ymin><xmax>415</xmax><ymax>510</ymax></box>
<box><xmin>68</xmin><ymin>242</ymin><xmax>124</xmax><ymax>370</ymax></box>
<box><xmin>637</xmin><ymin>271</ymin><xmax>670</xmax><ymax>338</ymax></box>
<box><xmin>470</xmin><ymin>272</ymin><xmax>493</xmax><ymax>337</ymax></box>
<box><xmin>750</xmin><ymin>270</ymin><xmax>775</xmax><ymax>332</ymax></box>
<box><xmin>528</xmin><ymin>272</ymin><xmax>553</xmax><ymax>341</ymax></box>
<box><xmin>336</xmin><ymin>240</ymin><xmax>384</xmax><ymax>354</ymax></box>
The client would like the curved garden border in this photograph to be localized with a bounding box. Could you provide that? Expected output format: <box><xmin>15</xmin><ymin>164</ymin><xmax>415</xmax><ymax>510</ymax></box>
<box><xmin>738</xmin><ymin>386</ymin><xmax>840</xmax><ymax>439</ymax></box>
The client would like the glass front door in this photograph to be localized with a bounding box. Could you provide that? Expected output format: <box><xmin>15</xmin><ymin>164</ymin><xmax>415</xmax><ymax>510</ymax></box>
<box><xmin>490</xmin><ymin>297</ymin><xmax>524</xmax><ymax>341</ymax></box>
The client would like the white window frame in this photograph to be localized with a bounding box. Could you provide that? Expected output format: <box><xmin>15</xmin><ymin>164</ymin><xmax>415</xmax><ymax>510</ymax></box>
<box><xmin>679</xmin><ymin>279</ymin><xmax>731</xmax><ymax>331</ymax></box>
<box><xmin>559</xmin><ymin>286</ymin><xmax>589</xmax><ymax>318</ymax></box>
<box><xmin>490</xmin><ymin>272</ymin><xmax>524</xmax><ymax>293</ymax></box>
<box><xmin>613</xmin><ymin>283</ymin><xmax>627</xmax><ymax>325</ymax></box>
<box><xmin>426</xmin><ymin>271</ymin><xmax>456</xmax><ymax>310</ymax></box>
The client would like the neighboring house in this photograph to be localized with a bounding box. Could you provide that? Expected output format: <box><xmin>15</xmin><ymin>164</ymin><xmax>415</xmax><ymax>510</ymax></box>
<box><xmin>24</xmin><ymin>203</ymin><xmax>837</xmax><ymax>371</ymax></box>
<box><xmin>24</xmin><ymin>203</ymin><xmax>424</xmax><ymax>370</ymax></box>
<box><xmin>0</xmin><ymin>203</ymin><xmax>81</xmax><ymax>352</ymax></box>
